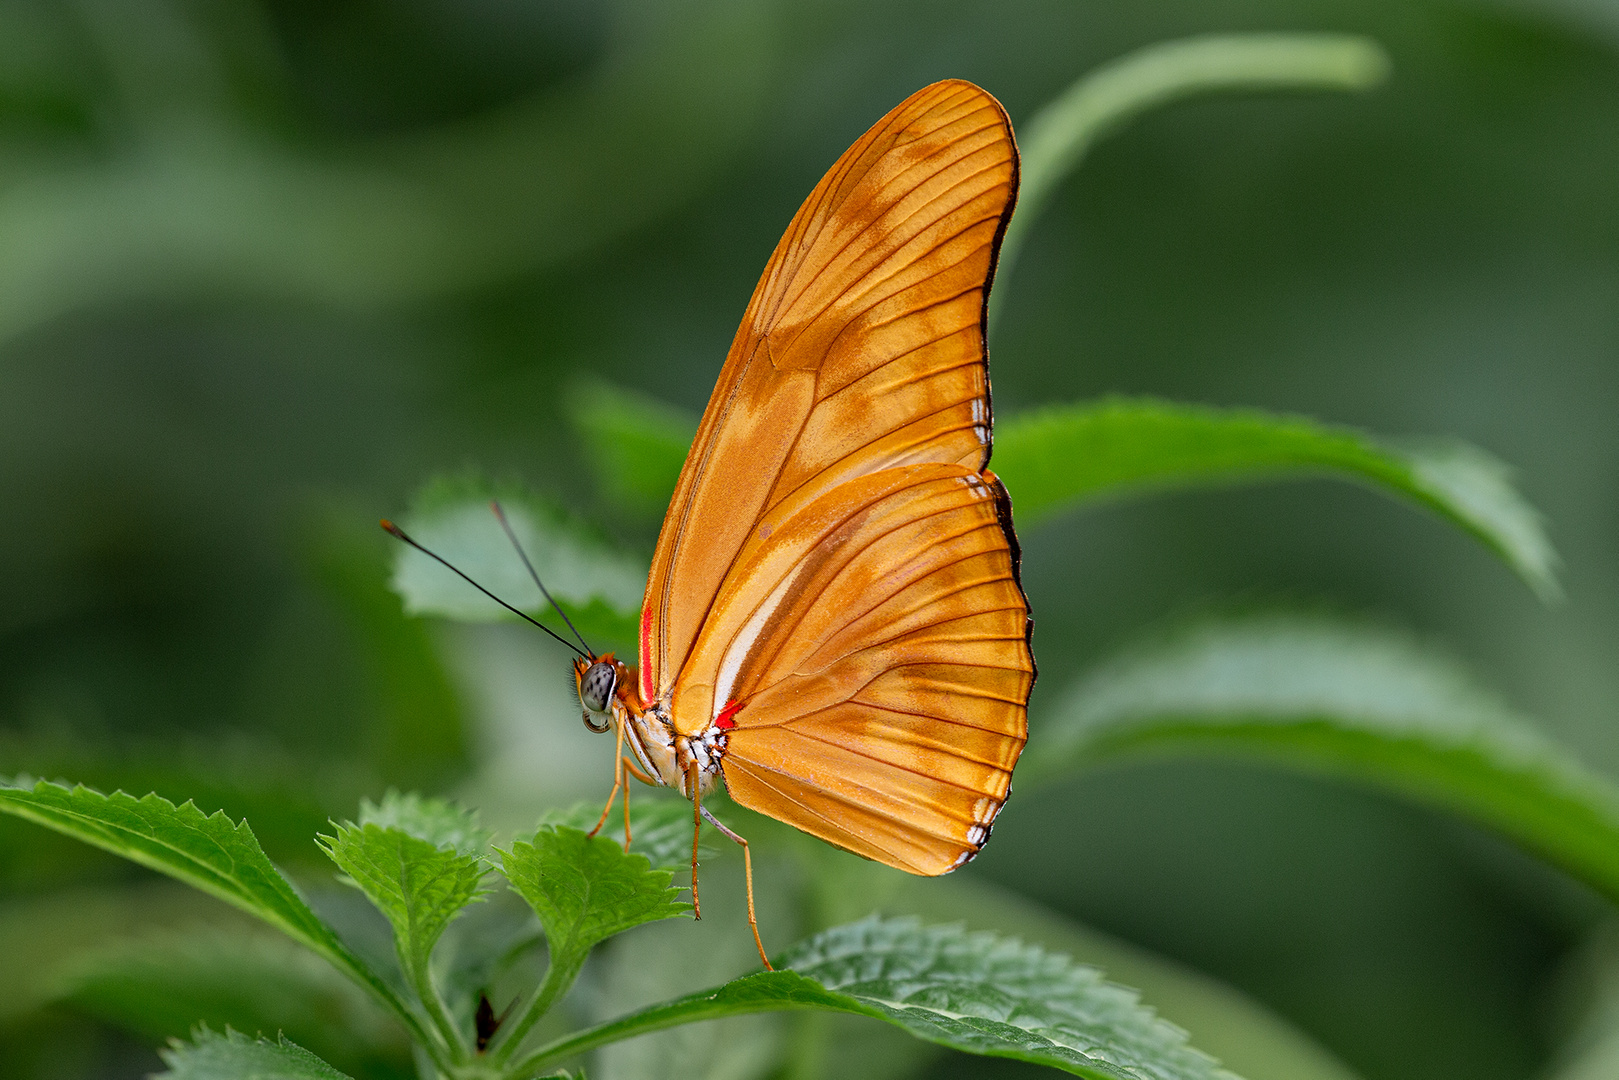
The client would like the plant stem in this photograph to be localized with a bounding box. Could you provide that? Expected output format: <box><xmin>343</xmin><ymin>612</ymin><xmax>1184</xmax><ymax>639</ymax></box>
<box><xmin>409</xmin><ymin>954</ymin><xmax>469</xmax><ymax>1067</ymax></box>
<box><xmin>312</xmin><ymin>938</ymin><xmax>455</xmax><ymax>1074</ymax></box>
<box><xmin>505</xmin><ymin>980</ymin><xmax>812</xmax><ymax>1077</ymax></box>
<box><xmin>485</xmin><ymin>949</ymin><xmax>586</xmax><ymax>1068</ymax></box>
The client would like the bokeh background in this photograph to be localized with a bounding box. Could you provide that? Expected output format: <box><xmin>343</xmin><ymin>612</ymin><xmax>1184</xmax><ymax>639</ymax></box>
<box><xmin>1</xmin><ymin>1</ymin><xmax>1617</xmax><ymax>1078</ymax></box>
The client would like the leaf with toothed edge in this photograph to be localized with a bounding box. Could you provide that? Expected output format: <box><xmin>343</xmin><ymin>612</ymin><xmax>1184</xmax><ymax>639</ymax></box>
<box><xmin>540</xmin><ymin>797</ymin><xmax>716</xmax><ymax>872</ymax></box>
<box><xmin>0</xmin><ymin>779</ymin><xmax>423</xmax><ymax>1040</ymax></box>
<box><xmin>357</xmin><ymin>790</ymin><xmax>492</xmax><ymax>857</ymax></box>
<box><xmin>499</xmin><ymin>825</ymin><xmax>689</xmax><ymax>968</ymax></box>
<box><xmin>512</xmin><ymin>917</ymin><xmax>1235</xmax><ymax>1080</ymax></box>
<box><xmin>155</xmin><ymin>1028</ymin><xmax>354</xmax><ymax>1080</ymax></box>
<box><xmin>318</xmin><ymin>820</ymin><xmax>489</xmax><ymax>988</ymax></box>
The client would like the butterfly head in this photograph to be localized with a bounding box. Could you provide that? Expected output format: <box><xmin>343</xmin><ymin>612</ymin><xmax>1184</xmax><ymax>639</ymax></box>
<box><xmin>574</xmin><ymin>653</ymin><xmax>620</xmax><ymax>733</ymax></box>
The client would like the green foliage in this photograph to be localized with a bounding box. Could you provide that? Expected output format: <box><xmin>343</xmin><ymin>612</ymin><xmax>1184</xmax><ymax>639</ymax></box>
<box><xmin>54</xmin><ymin>927</ymin><xmax>410</xmax><ymax>1079</ymax></box>
<box><xmin>156</xmin><ymin>1028</ymin><xmax>354</xmax><ymax>1080</ymax></box>
<box><xmin>993</xmin><ymin>33</ymin><xmax>1390</xmax><ymax>322</ymax></box>
<box><xmin>358</xmin><ymin>791</ymin><xmax>492</xmax><ymax>857</ymax></box>
<box><xmin>993</xmin><ymin>398</ymin><xmax>1558</xmax><ymax>599</ymax></box>
<box><xmin>2</xmin><ymin>22</ymin><xmax>1608</xmax><ymax>1080</ymax></box>
<box><xmin>319</xmin><ymin>823</ymin><xmax>488</xmax><ymax>983</ymax></box>
<box><xmin>0</xmin><ymin>0</ymin><xmax>779</xmax><ymax>346</ymax></box>
<box><xmin>319</xmin><ymin>798</ymin><xmax>490</xmax><ymax>1059</ymax></box>
<box><xmin>1024</xmin><ymin>613</ymin><xmax>1619</xmax><ymax>903</ymax></box>
<box><xmin>541</xmin><ymin>795</ymin><xmax>714</xmax><ymax>871</ymax></box>
<box><xmin>500</xmin><ymin>824</ymin><xmax>689</xmax><ymax>959</ymax></box>
<box><xmin>489</xmin><ymin>824</ymin><xmax>691</xmax><ymax>1062</ymax></box>
<box><xmin>569</xmin><ymin>379</ymin><xmax>696</xmax><ymax>519</ymax></box>
<box><xmin>0</xmin><ymin>780</ymin><xmax>341</xmax><ymax>964</ymax></box>
<box><xmin>0</xmin><ymin>780</ymin><xmax>430</xmax><ymax>1050</ymax></box>
<box><xmin>388</xmin><ymin>473</ymin><xmax>644</xmax><ymax>650</ymax></box>
<box><xmin>514</xmin><ymin>917</ymin><xmax>1233</xmax><ymax>1080</ymax></box>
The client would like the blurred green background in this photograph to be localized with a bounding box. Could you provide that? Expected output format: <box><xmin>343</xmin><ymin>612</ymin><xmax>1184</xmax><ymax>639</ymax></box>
<box><xmin>1</xmin><ymin>0</ymin><xmax>1616</xmax><ymax>1077</ymax></box>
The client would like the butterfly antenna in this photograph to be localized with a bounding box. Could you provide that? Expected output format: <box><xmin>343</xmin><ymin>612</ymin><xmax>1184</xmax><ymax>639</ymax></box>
<box><xmin>379</xmin><ymin>519</ymin><xmax>589</xmax><ymax>660</ymax></box>
<box><xmin>489</xmin><ymin>500</ymin><xmax>594</xmax><ymax>657</ymax></box>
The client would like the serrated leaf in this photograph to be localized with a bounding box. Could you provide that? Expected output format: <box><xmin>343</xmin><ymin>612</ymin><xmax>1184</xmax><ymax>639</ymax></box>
<box><xmin>388</xmin><ymin>473</ymin><xmax>645</xmax><ymax>646</ymax></box>
<box><xmin>499</xmin><ymin>825</ymin><xmax>689</xmax><ymax>964</ymax></box>
<box><xmin>1021</xmin><ymin>613</ymin><xmax>1619</xmax><ymax>904</ymax></box>
<box><xmin>993</xmin><ymin>398</ymin><xmax>1559</xmax><ymax>599</ymax></box>
<box><xmin>54</xmin><ymin>926</ymin><xmax>409</xmax><ymax>1078</ymax></box>
<box><xmin>319</xmin><ymin>821</ymin><xmax>488</xmax><ymax>987</ymax></box>
<box><xmin>514</xmin><ymin>917</ymin><xmax>1233</xmax><ymax>1080</ymax></box>
<box><xmin>869</xmin><ymin>873</ymin><xmax>1362</xmax><ymax>1080</ymax></box>
<box><xmin>359</xmin><ymin>791</ymin><xmax>491</xmax><ymax>857</ymax></box>
<box><xmin>0</xmin><ymin>781</ymin><xmax>403</xmax><ymax>1002</ymax></box>
<box><xmin>540</xmin><ymin>796</ymin><xmax>708</xmax><ymax>871</ymax></box>
<box><xmin>156</xmin><ymin>1027</ymin><xmax>354</xmax><ymax>1080</ymax></box>
<box><xmin>993</xmin><ymin>33</ymin><xmax>1388</xmax><ymax>324</ymax></box>
<box><xmin>569</xmin><ymin>379</ymin><xmax>696</xmax><ymax>518</ymax></box>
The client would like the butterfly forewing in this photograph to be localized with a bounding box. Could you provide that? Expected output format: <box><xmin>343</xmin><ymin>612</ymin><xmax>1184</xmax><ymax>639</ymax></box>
<box><xmin>640</xmin><ymin>79</ymin><xmax>1031</xmax><ymax>876</ymax></box>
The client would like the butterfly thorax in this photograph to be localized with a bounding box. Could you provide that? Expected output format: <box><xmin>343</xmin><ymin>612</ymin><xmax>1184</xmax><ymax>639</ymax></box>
<box><xmin>610</xmin><ymin>677</ymin><xmax>726</xmax><ymax>800</ymax></box>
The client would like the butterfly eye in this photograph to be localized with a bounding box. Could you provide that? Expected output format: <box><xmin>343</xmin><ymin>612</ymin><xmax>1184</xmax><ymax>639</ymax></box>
<box><xmin>579</xmin><ymin>661</ymin><xmax>617</xmax><ymax>717</ymax></box>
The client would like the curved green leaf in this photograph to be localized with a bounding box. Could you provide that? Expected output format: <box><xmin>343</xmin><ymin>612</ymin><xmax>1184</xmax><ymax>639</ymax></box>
<box><xmin>515</xmin><ymin>916</ymin><xmax>1236</xmax><ymax>1080</ymax></box>
<box><xmin>824</xmin><ymin>870</ymin><xmax>1362</xmax><ymax>1080</ymax></box>
<box><xmin>993</xmin><ymin>398</ymin><xmax>1559</xmax><ymax>599</ymax></box>
<box><xmin>1021</xmin><ymin>614</ymin><xmax>1619</xmax><ymax>903</ymax></box>
<box><xmin>993</xmin><ymin>33</ymin><xmax>1389</xmax><ymax>325</ymax></box>
<box><xmin>156</xmin><ymin>1028</ymin><xmax>353</xmax><ymax>1080</ymax></box>
<box><xmin>0</xmin><ymin>780</ymin><xmax>432</xmax><ymax>1052</ymax></box>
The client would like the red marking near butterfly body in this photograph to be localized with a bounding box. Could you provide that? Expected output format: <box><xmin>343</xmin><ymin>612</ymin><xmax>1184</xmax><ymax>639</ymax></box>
<box><xmin>714</xmin><ymin>699</ymin><xmax>744</xmax><ymax>730</ymax></box>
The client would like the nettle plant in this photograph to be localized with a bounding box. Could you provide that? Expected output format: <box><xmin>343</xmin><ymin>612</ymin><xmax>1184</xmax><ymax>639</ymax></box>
<box><xmin>4</xmin><ymin>34</ymin><xmax>1616</xmax><ymax>1080</ymax></box>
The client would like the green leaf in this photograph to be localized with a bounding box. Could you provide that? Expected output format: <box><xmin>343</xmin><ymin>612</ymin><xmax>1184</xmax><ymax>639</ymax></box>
<box><xmin>156</xmin><ymin>1028</ymin><xmax>354</xmax><ymax>1080</ymax></box>
<box><xmin>487</xmin><ymin>824</ymin><xmax>689</xmax><ymax>1063</ymax></box>
<box><xmin>1021</xmin><ymin>613</ymin><xmax>1619</xmax><ymax>904</ymax></box>
<box><xmin>871</xmin><ymin>874</ymin><xmax>1362</xmax><ymax>1080</ymax></box>
<box><xmin>0</xmin><ymin>782</ymin><xmax>392</xmax><ymax>995</ymax></box>
<box><xmin>993</xmin><ymin>398</ymin><xmax>1559</xmax><ymax>600</ymax></box>
<box><xmin>0</xmin><ymin>782</ymin><xmax>444</xmax><ymax>1059</ymax></box>
<box><xmin>358</xmin><ymin>791</ymin><xmax>491</xmax><ymax>857</ymax></box>
<box><xmin>993</xmin><ymin>33</ymin><xmax>1389</xmax><ymax>326</ymax></box>
<box><xmin>569</xmin><ymin>379</ymin><xmax>696</xmax><ymax>518</ymax></box>
<box><xmin>319</xmin><ymin>814</ymin><xmax>489</xmax><ymax>1060</ymax></box>
<box><xmin>318</xmin><ymin>821</ymin><xmax>488</xmax><ymax>989</ymax></box>
<box><xmin>388</xmin><ymin>473</ymin><xmax>645</xmax><ymax>648</ymax></box>
<box><xmin>55</xmin><ymin>926</ymin><xmax>410</xmax><ymax>1079</ymax></box>
<box><xmin>499</xmin><ymin>825</ymin><xmax>689</xmax><ymax>961</ymax></box>
<box><xmin>541</xmin><ymin>795</ymin><xmax>709</xmax><ymax>872</ymax></box>
<box><xmin>514</xmin><ymin>917</ymin><xmax>1234</xmax><ymax>1080</ymax></box>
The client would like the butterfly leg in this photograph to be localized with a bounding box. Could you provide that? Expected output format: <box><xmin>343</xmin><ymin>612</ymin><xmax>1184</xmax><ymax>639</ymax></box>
<box><xmin>700</xmin><ymin>805</ymin><xmax>772</xmax><ymax>971</ymax></box>
<box><xmin>587</xmin><ymin>720</ymin><xmax>629</xmax><ymax>838</ymax></box>
<box><xmin>687</xmin><ymin>764</ymin><xmax>703</xmax><ymax>920</ymax></box>
<box><xmin>620</xmin><ymin>762</ymin><xmax>632</xmax><ymax>853</ymax></box>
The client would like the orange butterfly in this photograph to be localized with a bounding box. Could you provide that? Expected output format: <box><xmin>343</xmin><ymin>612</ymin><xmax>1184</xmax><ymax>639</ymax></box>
<box><xmin>390</xmin><ymin>79</ymin><xmax>1033</xmax><ymax>970</ymax></box>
